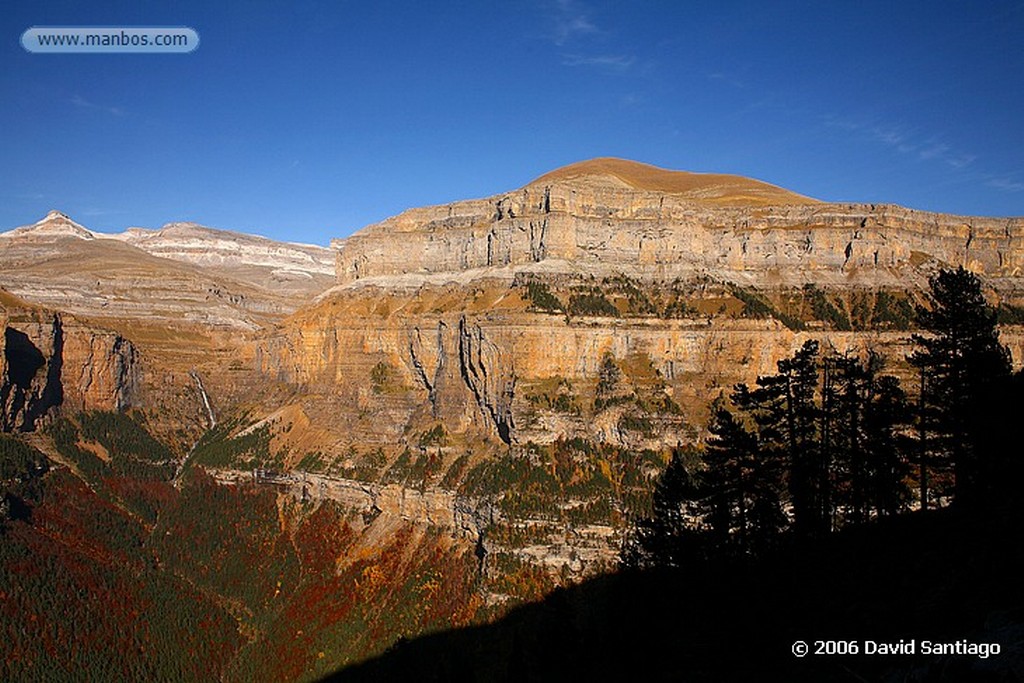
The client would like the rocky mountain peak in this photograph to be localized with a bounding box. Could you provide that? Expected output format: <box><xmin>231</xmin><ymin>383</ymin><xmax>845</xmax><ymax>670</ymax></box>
<box><xmin>1</xmin><ymin>210</ymin><xmax>96</xmax><ymax>240</ymax></box>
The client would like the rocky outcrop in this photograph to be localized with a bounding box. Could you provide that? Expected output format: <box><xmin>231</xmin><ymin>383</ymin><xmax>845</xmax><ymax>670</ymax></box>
<box><xmin>333</xmin><ymin>159</ymin><xmax>1024</xmax><ymax>287</ymax></box>
<box><xmin>402</xmin><ymin>316</ymin><xmax>517</xmax><ymax>443</ymax></box>
<box><xmin>457</xmin><ymin>318</ymin><xmax>516</xmax><ymax>444</ymax></box>
<box><xmin>209</xmin><ymin>467</ymin><xmax>498</xmax><ymax>543</ymax></box>
<box><xmin>1</xmin><ymin>297</ymin><xmax>139</xmax><ymax>431</ymax></box>
<box><xmin>207</xmin><ymin>467</ymin><xmax>617</xmax><ymax>576</ymax></box>
<box><xmin>1</xmin><ymin>315</ymin><xmax>63</xmax><ymax>432</ymax></box>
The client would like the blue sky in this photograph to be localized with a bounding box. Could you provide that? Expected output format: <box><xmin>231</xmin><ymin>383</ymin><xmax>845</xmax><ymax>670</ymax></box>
<box><xmin>2</xmin><ymin>1</ymin><xmax>1023</xmax><ymax>245</ymax></box>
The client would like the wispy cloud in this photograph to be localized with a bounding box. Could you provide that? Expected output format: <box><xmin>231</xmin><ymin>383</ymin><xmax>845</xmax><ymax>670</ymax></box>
<box><xmin>707</xmin><ymin>72</ymin><xmax>746</xmax><ymax>89</ymax></box>
<box><xmin>825</xmin><ymin>115</ymin><xmax>982</xmax><ymax>173</ymax></box>
<box><xmin>543</xmin><ymin>1</ymin><xmax>640</xmax><ymax>75</ymax></box>
<box><xmin>11</xmin><ymin>192</ymin><xmax>46</xmax><ymax>201</ymax></box>
<box><xmin>561</xmin><ymin>53</ymin><xmax>635</xmax><ymax>72</ymax></box>
<box><xmin>918</xmin><ymin>142</ymin><xmax>950</xmax><ymax>161</ymax></box>
<box><xmin>548</xmin><ymin>0</ymin><xmax>600</xmax><ymax>45</ymax></box>
<box><xmin>71</xmin><ymin>95</ymin><xmax>124</xmax><ymax>117</ymax></box>
<box><xmin>987</xmin><ymin>177</ymin><xmax>1024</xmax><ymax>193</ymax></box>
<box><xmin>946</xmin><ymin>154</ymin><xmax>977</xmax><ymax>169</ymax></box>
<box><xmin>619</xmin><ymin>92</ymin><xmax>642</xmax><ymax>108</ymax></box>
<box><xmin>80</xmin><ymin>208</ymin><xmax>130</xmax><ymax>217</ymax></box>
<box><xmin>871</xmin><ymin>125</ymin><xmax>911</xmax><ymax>148</ymax></box>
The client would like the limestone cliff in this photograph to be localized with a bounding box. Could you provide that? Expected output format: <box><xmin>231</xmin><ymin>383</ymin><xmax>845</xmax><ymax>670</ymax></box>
<box><xmin>259</xmin><ymin>159</ymin><xmax>1024</xmax><ymax>457</ymax></box>
<box><xmin>333</xmin><ymin>158</ymin><xmax>1024</xmax><ymax>288</ymax></box>
<box><xmin>1</xmin><ymin>291</ymin><xmax>139</xmax><ymax>432</ymax></box>
<box><xmin>261</xmin><ymin>278</ymin><xmax>945</xmax><ymax>454</ymax></box>
<box><xmin>231</xmin><ymin>160</ymin><xmax>1021</xmax><ymax>582</ymax></box>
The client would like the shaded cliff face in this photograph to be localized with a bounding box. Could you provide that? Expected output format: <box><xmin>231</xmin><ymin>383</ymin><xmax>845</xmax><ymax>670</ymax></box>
<box><xmin>334</xmin><ymin>158</ymin><xmax>1024</xmax><ymax>288</ymax></box>
<box><xmin>1</xmin><ymin>292</ymin><xmax>139</xmax><ymax>432</ymax></box>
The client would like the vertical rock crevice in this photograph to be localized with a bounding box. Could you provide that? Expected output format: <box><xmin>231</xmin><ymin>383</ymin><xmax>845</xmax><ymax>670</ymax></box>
<box><xmin>456</xmin><ymin>317</ymin><xmax>515</xmax><ymax>444</ymax></box>
<box><xmin>529</xmin><ymin>219</ymin><xmax>547</xmax><ymax>262</ymax></box>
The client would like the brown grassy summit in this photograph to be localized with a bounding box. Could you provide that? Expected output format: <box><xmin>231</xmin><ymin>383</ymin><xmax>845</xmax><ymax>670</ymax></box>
<box><xmin>531</xmin><ymin>157</ymin><xmax>820</xmax><ymax>206</ymax></box>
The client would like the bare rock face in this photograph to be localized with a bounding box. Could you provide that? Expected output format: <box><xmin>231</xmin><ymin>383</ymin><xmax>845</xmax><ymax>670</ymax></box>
<box><xmin>334</xmin><ymin>158</ymin><xmax>1024</xmax><ymax>288</ymax></box>
<box><xmin>1</xmin><ymin>292</ymin><xmax>139</xmax><ymax>431</ymax></box>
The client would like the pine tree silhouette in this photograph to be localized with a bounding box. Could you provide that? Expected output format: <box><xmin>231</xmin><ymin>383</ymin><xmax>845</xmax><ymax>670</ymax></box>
<box><xmin>909</xmin><ymin>267</ymin><xmax>1012</xmax><ymax>506</ymax></box>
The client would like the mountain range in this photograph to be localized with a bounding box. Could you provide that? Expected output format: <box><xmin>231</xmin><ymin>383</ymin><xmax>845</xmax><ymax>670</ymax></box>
<box><xmin>2</xmin><ymin>158</ymin><xmax>1023</xmax><ymax>680</ymax></box>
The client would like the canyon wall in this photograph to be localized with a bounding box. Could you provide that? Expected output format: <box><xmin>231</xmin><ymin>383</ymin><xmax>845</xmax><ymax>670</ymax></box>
<box><xmin>260</xmin><ymin>280</ymin><xmax>946</xmax><ymax>452</ymax></box>
<box><xmin>334</xmin><ymin>181</ymin><xmax>1024</xmax><ymax>287</ymax></box>
<box><xmin>1</xmin><ymin>299</ymin><xmax>140</xmax><ymax>431</ymax></box>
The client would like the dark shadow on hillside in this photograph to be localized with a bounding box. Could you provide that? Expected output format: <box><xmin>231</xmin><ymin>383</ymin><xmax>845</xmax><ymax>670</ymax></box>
<box><xmin>324</xmin><ymin>506</ymin><xmax>1024</xmax><ymax>682</ymax></box>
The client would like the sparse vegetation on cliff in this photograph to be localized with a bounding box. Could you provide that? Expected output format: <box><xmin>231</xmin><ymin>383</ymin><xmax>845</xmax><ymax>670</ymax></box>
<box><xmin>804</xmin><ymin>284</ymin><xmax>852</xmax><ymax>331</ymax></box>
<box><xmin>602</xmin><ymin>275</ymin><xmax>658</xmax><ymax>316</ymax></box>
<box><xmin>522</xmin><ymin>281</ymin><xmax>564</xmax><ymax>313</ymax></box>
<box><xmin>869</xmin><ymin>290</ymin><xmax>917</xmax><ymax>329</ymax></box>
<box><xmin>370</xmin><ymin>360</ymin><xmax>393</xmax><ymax>394</ymax></box>
<box><xmin>460</xmin><ymin>438</ymin><xmax>660</xmax><ymax>527</ymax></box>
<box><xmin>567</xmin><ymin>286</ymin><xmax>620</xmax><ymax>318</ymax></box>
<box><xmin>524</xmin><ymin>377</ymin><xmax>582</xmax><ymax>416</ymax></box>
<box><xmin>997</xmin><ymin>302</ymin><xmax>1024</xmax><ymax>325</ymax></box>
<box><xmin>728</xmin><ymin>285</ymin><xmax>805</xmax><ymax>330</ymax></box>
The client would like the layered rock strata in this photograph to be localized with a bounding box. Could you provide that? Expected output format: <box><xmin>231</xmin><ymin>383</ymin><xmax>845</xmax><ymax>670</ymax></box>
<box><xmin>333</xmin><ymin>159</ymin><xmax>1024</xmax><ymax>288</ymax></box>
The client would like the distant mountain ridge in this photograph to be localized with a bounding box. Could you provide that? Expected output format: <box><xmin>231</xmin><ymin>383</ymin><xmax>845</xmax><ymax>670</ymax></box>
<box><xmin>0</xmin><ymin>210</ymin><xmax>336</xmax><ymax>329</ymax></box>
<box><xmin>2</xmin><ymin>210</ymin><xmax>334</xmax><ymax>279</ymax></box>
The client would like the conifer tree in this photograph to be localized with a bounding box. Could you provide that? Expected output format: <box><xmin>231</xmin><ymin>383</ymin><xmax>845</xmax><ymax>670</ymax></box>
<box><xmin>863</xmin><ymin>374</ymin><xmax>911</xmax><ymax>516</ymax></box>
<box><xmin>825</xmin><ymin>353</ymin><xmax>911</xmax><ymax>523</ymax></box>
<box><xmin>734</xmin><ymin>339</ymin><xmax>822</xmax><ymax>537</ymax></box>
<box><xmin>909</xmin><ymin>267</ymin><xmax>1011</xmax><ymax>506</ymax></box>
<box><xmin>620</xmin><ymin>449</ymin><xmax>704</xmax><ymax>568</ymax></box>
<box><xmin>703</xmin><ymin>404</ymin><xmax>785</xmax><ymax>557</ymax></box>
